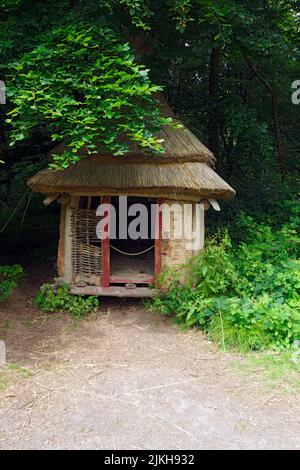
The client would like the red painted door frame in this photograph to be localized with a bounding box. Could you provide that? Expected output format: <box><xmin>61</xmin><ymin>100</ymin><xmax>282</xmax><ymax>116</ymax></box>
<box><xmin>155</xmin><ymin>198</ymin><xmax>163</xmax><ymax>279</ymax></box>
<box><xmin>101</xmin><ymin>195</ymin><xmax>110</xmax><ymax>287</ymax></box>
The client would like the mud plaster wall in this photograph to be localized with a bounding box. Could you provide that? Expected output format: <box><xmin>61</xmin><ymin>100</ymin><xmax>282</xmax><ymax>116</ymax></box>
<box><xmin>161</xmin><ymin>199</ymin><xmax>204</xmax><ymax>272</ymax></box>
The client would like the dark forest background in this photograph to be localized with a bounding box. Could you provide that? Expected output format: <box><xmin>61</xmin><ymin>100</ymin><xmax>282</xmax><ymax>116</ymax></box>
<box><xmin>0</xmin><ymin>0</ymin><xmax>299</xmax><ymax>254</ymax></box>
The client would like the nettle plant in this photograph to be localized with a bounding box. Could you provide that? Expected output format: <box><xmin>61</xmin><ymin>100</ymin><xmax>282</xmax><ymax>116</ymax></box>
<box><xmin>6</xmin><ymin>23</ymin><xmax>173</xmax><ymax>169</ymax></box>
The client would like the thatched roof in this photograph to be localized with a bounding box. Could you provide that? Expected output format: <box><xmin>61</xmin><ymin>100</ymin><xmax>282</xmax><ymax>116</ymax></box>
<box><xmin>27</xmin><ymin>95</ymin><xmax>235</xmax><ymax>200</ymax></box>
<box><xmin>28</xmin><ymin>158</ymin><xmax>234</xmax><ymax>199</ymax></box>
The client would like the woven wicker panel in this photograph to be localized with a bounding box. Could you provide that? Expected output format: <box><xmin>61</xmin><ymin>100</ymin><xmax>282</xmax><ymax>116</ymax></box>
<box><xmin>71</xmin><ymin>209</ymin><xmax>102</xmax><ymax>284</ymax></box>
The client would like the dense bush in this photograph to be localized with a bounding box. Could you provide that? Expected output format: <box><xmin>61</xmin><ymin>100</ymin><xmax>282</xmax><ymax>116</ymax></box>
<box><xmin>151</xmin><ymin>208</ymin><xmax>300</xmax><ymax>352</ymax></box>
<box><xmin>35</xmin><ymin>282</ymin><xmax>99</xmax><ymax>318</ymax></box>
<box><xmin>0</xmin><ymin>264</ymin><xmax>24</xmax><ymax>302</ymax></box>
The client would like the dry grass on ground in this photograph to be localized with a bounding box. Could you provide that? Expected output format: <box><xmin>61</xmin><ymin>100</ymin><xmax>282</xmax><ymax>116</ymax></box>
<box><xmin>0</xmin><ymin>260</ymin><xmax>299</xmax><ymax>450</ymax></box>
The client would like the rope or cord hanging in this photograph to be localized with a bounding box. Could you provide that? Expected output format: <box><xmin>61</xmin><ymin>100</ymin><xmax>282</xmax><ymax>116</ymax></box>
<box><xmin>21</xmin><ymin>191</ymin><xmax>33</xmax><ymax>225</ymax></box>
<box><xmin>0</xmin><ymin>189</ymin><xmax>30</xmax><ymax>233</ymax></box>
<box><xmin>110</xmin><ymin>244</ymin><xmax>155</xmax><ymax>257</ymax></box>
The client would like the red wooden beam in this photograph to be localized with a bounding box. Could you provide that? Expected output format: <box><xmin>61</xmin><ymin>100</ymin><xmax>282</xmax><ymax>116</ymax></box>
<box><xmin>101</xmin><ymin>196</ymin><xmax>111</xmax><ymax>287</ymax></box>
<box><xmin>155</xmin><ymin>198</ymin><xmax>163</xmax><ymax>279</ymax></box>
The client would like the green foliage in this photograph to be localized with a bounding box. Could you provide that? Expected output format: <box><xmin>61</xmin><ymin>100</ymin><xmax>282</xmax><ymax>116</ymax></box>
<box><xmin>0</xmin><ymin>0</ymin><xmax>299</xmax><ymax>221</ymax></box>
<box><xmin>1</xmin><ymin>0</ymin><xmax>299</xmax><ymax>174</ymax></box>
<box><xmin>0</xmin><ymin>1</ymin><xmax>299</xmax><ymax>348</ymax></box>
<box><xmin>232</xmin><ymin>213</ymin><xmax>300</xmax><ymax>302</ymax></box>
<box><xmin>189</xmin><ymin>232</ymin><xmax>238</xmax><ymax>297</ymax></box>
<box><xmin>209</xmin><ymin>295</ymin><xmax>299</xmax><ymax>351</ymax></box>
<box><xmin>6</xmin><ymin>22</ymin><xmax>172</xmax><ymax>168</ymax></box>
<box><xmin>0</xmin><ymin>264</ymin><xmax>24</xmax><ymax>302</ymax></box>
<box><xmin>209</xmin><ymin>308</ymin><xmax>270</xmax><ymax>353</ymax></box>
<box><xmin>152</xmin><ymin>210</ymin><xmax>300</xmax><ymax>352</ymax></box>
<box><xmin>35</xmin><ymin>282</ymin><xmax>99</xmax><ymax>318</ymax></box>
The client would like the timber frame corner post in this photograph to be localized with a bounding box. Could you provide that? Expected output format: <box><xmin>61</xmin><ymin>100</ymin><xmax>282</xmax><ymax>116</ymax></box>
<box><xmin>57</xmin><ymin>196</ymin><xmax>76</xmax><ymax>283</ymax></box>
<box><xmin>57</xmin><ymin>204</ymin><xmax>67</xmax><ymax>278</ymax></box>
<box><xmin>101</xmin><ymin>195</ymin><xmax>111</xmax><ymax>287</ymax></box>
<box><xmin>155</xmin><ymin>198</ymin><xmax>163</xmax><ymax>279</ymax></box>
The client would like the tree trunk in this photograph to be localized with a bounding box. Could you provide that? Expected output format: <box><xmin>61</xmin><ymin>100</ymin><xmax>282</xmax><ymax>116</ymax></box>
<box><xmin>208</xmin><ymin>47</ymin><xmax>221</xmax><ymax>162</ymax></box>
<box><xmin>245</xmin><ymin>56</ymin><xmax>286</xmax><ymax>181</ymax></box>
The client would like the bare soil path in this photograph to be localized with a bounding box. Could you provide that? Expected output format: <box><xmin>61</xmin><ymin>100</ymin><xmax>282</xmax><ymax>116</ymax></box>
<box><xmin>0</xmin><ymin>262</ymin><xmax>299</xmax><ymax>450</ymax></box>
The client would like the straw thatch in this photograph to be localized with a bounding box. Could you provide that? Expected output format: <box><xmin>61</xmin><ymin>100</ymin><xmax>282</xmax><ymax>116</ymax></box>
<box><xmin>28</xmin><ymin>158</ymin><xmax>234</xmax><ymax>199</ymax></box>
<box><xmin>27</xmin><ymin>95</ymin><xmax>235</xmax><ymax>199</ymax></box>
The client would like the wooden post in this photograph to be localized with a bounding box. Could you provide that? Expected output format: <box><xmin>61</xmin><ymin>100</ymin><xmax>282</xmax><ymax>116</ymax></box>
<box><xmin>57</xmin><ymin>204</ymin><xmax>66</xmax><ymax>277</ymax></box>
<box><xmin>155</xmin><ymin>198</ymin><xmax>163</xmax><ymax>278</ymax></box>
<box><xmin>101</xmin><ymin>196</ymin><xmax>110</xmax><ymax>287</ymax></box>
<box><xmin>64</xmin><ymin>197</ymin><xmax>78</xmax><ymax>284</ymax></box>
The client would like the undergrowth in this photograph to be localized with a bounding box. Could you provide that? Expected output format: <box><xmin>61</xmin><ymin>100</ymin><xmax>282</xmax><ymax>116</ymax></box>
<box><xmin>0</xmin><ymin>265</ymin><xmax>24</xmax><ymax>302</ymax></box>
<box><xmin>150</xmin><ymin>207</ymin><xmax>300</xmax><ymax>353</ymax></box>
<box><xmin>35</xmin><ymin>282</ymin><xmax>99</xmax><ymax>318</ymax></box>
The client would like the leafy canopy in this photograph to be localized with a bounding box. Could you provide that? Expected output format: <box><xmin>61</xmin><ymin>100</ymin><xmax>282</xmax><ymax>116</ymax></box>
<box><xmin>6</xmin><ymin>23</ymin><xmax>170</xmax><ymax>168</ymax></box>
<box><xmin>1</xmin><ymin>0</ymin><xmax>299</xmax><ymax>176</ymax></box>
<box><xmin>1</xmin><ymin>1</ymin><xmax>174</xmax><ymax>168</ymax></box>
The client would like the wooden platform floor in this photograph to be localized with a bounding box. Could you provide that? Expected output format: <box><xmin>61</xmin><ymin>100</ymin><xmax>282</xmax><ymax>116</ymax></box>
<box><xmin>110</xmin><ymin>250</ymin><xmax>155</xmax><ymax>284</ymax></box>
<box><xmin>70</xmin><ymin>285</ymin><xmax>156</xmax><ymax>298</ymax></box>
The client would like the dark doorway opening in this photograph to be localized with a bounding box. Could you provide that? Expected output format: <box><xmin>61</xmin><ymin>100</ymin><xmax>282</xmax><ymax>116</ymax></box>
<box><xmin>110</xmin><ymin>197</ymin><xmax>156</xmax><ymax>285</ymax></box>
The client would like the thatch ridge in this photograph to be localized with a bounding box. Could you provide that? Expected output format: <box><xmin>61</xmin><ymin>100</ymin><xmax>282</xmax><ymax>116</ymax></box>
<box><xmin>49</xmin><ymin>94</ymin><xmax>215</xmax><ymax>165</ymax></box>
<box><xmin>27</xmin><ymin>94</ymin><xmax>235</xmax><ymax>199</ymax></box>
<box><xmin>50</xmin><ymin>120</ymin><xmax>215</xmax><ymax>166</ymax></box>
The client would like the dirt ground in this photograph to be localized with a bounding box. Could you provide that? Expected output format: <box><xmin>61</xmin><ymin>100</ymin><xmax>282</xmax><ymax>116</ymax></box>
<box><xmin>0</xmin><ymin>261</ymin><xmax>299</xmax><ymax>450</ymax></box>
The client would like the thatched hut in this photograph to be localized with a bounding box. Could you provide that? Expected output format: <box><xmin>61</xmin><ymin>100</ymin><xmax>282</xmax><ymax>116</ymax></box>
<box><xmin>27</xmin><ymin>96</ymin><xmax>235</xmax><ymax>297</ymax></box>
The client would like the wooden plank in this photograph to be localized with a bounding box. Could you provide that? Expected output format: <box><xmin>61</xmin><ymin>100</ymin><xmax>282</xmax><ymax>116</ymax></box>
<box><xmin>70</xmin><ymin>285</ymin><xmax>156</xmax><ymax>298</ymax></box>
<box><xmin>57</xmin><ymin>204</ymin><xmax>66</xmax><ymax>277</ymax></box>
<box><xmin>155</xmin><ymin>198</ymin><xmax>163</xmax><ymax>278</ymax></box>
<box><xmin>61</xmin><ymin>190</ymin><xmax>201</xmax><ymax>202</ymax></box>
<box><xmin>110</xmin><ymin>250</ymin><xmax>154</xmax><ymax>284</ymax></box>
<box><xmin>110</xmin><ymin>276</ymin><xmax>155</xmax><ymax>285</ymax></box>
<box><xmin>101</xmin><ymin>195</ymin><xmax>111</xmax><ymax>287</ymax></box>
<box><xmin>64</xmin><ymin>201</ymin><xmax>75</xmax><ymax>283</ymax></box>
<box><xmin>43</xmin><ymin>193</ymin><xmax>60</xmax><ymax>206</ymax></box>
